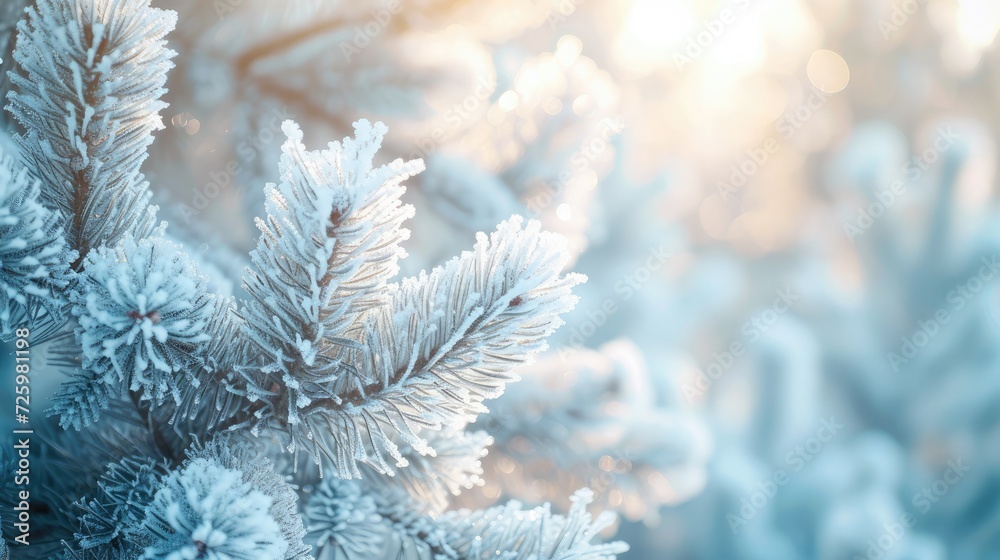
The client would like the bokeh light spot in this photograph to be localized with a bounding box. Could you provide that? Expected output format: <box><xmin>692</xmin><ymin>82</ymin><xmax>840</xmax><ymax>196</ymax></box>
<box><xmin>807</xmin><ymin>49</ymin><xmax>850</xmax><ymax>94</ymax></box>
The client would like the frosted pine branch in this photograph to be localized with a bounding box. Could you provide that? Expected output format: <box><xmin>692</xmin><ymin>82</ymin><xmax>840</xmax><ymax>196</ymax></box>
<box><xmin>362</xmin><ymin>428</ymin><xmax>491</xmax><ymax>514</ymax></box>
<box><xmin>441</xmin><ymin>488</ymin><xmax>629</xmax><ymax>560</ymax></box>
<box><xmin>303</xmin><ymin>477</ymin><xmax>383</xmax><ymax>559</ymax></box>
<box><xmin>63</xmin><ymin>438</ymin><xmax>311</xmax><ymax>560</ymax></box>
<box><xmin>241</xmin><ymin>120</ymin><xmax>422</xmax><ymax>424</ymax></box>
<box><xmin>48</xmin><ymin>365</ymin><xmax>118</xmax><ymax>430</ymax></box>
<box><xmin>0</xmin><ymin>145</ymin><xmax>75</xmax><ymax>337</ymax></box>
<box><xmin>140</xmin><ymin>439</ymin><xmax>310</xmax><ymax>560</ymax></box>
<box><xmin>249</xmin><ymin>209</ymin><xmax>584</xmax><ymax>478</ymax></box>
<box><xmin>6</xmin><ymin>0</ymin><xmax>176</xmax><ymax>262</ymax></box>
<box><xmin>306</xmin><ymin>480</ymin><xmax>627</xmax><ymax>560</ymax></box>
<box><xmin>64</xmin><ymin>456</ymin><xmax>164</xmax><ymax>558</ymax></box>
<box><xmin>51</xmin><ymin>235</ymin><xmax>220</xmax><ymax>429</ymax></box>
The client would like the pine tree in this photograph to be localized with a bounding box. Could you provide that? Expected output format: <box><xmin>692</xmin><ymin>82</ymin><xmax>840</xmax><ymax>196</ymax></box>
<box><xmin>0</xmin><ymin>0</ymin><xmax>630</xmax><ymax>557</ymax></box>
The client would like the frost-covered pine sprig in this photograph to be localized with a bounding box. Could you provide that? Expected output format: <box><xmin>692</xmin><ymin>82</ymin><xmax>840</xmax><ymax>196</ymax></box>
<box><xmin>442</xmin><ymin>488</ymin><xmax>628</xmax><ymax>560</ymax></box>
<box><xmin>305</xmin><ymin>478</ymin><xmax>628</xmax><ymax>560</ymax></box>
<box><xmin>251</xmin><ymin>216</ymin><xmax>585</xmax><ymax>479</ymax></box>
<box><xmin>51</xmin><ymin>234</ymin><xmax>219</xmax><ymax>428</ymax></box>
<box><xmin>138</xmin><ymin>438</ymin><xmax>310</xmax><ymax>560</ymax></box>
<box><xmin>6</xmin><ymin>0</ymin><xmax>176</xmax><ymax>263</ymax></box>
<box><xmin>0</xmin><ymin>145</ymin><xmax>75</xmax><ymax>337</ymax></box>
<box><xmin>190</xmin><ymin>438</ymin><xmax>313</xmax><ymax>560</ymax></box>
<box><xmin>303</xmin><ymin>476</ymin><xmax>383</xmax><ymax>560</ymax></box>
<box><xmin>333</xmin><ymin>215</ymin><xmax>585</xmax><ymax>475</ymax></box>
<box><xmin>64</xmin><ymin>456</ymin><xmax>165</xmax><ymax>559</ymax></box>
<box><xmin>241</xmin><ymin>120</ymin><xmax>422</xmax><ymax>425</ymax></box>
<box><xmin>237</xmin><ymin>120</ymin><xmax>585</xmax><ymax>483</ymax></box>
<box><xmin>142</xmin><ymin>462</ymin><xmax>285</xmax><ymax>559</ymax></box>
<box><xmin>365</xmin><ymin>428</ymin><xmax>491</xmax><ymax>514</ymax></box>
<box><xmin>63</xmin><ymin>437</ymin><xmax>310</xmax><ymax>560</ymax></box>
<box><xmin>305</xmin><ymin>477</ymin><xmax>460</xmax><ymax>560</ymax></box>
